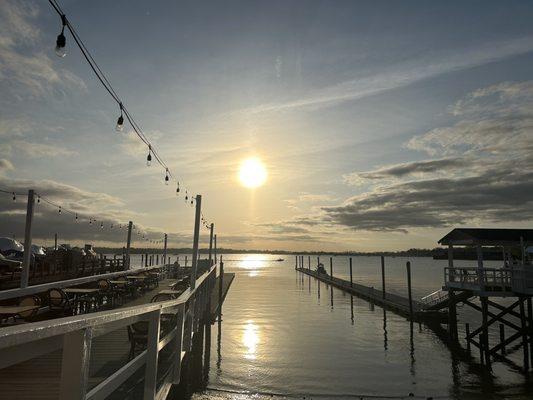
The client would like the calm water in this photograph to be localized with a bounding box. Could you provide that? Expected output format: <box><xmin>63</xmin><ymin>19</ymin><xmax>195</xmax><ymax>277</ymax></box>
<box><xmin>177</xmin><ymin>254</ymin><xmax>533</xmax><ymax>399</ymax></box>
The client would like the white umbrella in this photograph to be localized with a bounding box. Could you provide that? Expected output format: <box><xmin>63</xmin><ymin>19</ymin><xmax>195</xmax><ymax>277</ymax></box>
<box><xmin>0</xmin><ymin>237</ymin><xmax>24</xmax><ymax>253</ymax></box>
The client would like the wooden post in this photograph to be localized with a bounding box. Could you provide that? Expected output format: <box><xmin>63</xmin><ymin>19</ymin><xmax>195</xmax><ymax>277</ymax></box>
<box><xmin>125</xmin><ymin>221</ymin><xmax>132</xmax><ymax>270</ymax></box>
<box><xmin>163</xmin><ymin>233</ymin><xmax>168</xmax><ymax>264</ymax></box>
<box><xmin>214</xmin><ymin>234</ymin><xmax>217</xmax><ymax>265</ymax></box>
<box><xmin>465</xmin><ymin>323</ymin><xmax>471</xmax><ymax>351</ymax></box>
<box><xmin>295</xmin><ymin>255</ymin><xmax>297</xmax><ymax>270</ymax></box>
<box><xmin>481</xmin><ymin>297</ymin><xmax>491</xmax><ymax>368</ymax></box>
<box><xmin>172</xmin><ymin>304</ymin><xmax>185</xmax><ymax>384</ymax></box>
<box><xmin>59</xmin><ymin>328</ymin><xmax>93</xmax><ymax>400</ymax></box>
<box><xmin>156</xmin><ymin>254</ymin><xmax>159</xmax><ymax>265</ymax></box>
<box><xmin>528</xmin><ymin>297</ymin><xmax>533</xmax><ymax>367</ymax></box>
<box><xmin>449</xmin><ymin>289</ymin><xmax>457</xmax><ymax>341</ymax></box>
<box><xmin>190</xmin><ymin>195</ymin><xmax>202</xmax><ymax>290</ymax></box>
<box><xmin>329</xmin><ymin>257</ymin><xmax>333</xmax><ymax>278</ymax></box>
<box><xmin>141</xmin><ymin>254</ymin><xmax>144</xmax><ymax>265</ymax></box>
<box><xmin>499</xmin><ymin>323</ymin><xmax>506</xmax><ymax>355</ymax></box>
<box><xmin>218</xmin><ymin>256</ymin><xmax>224</xmax><ymax>320</ymax></box>
<box><xmin>349</xmin><ymin>257</ymin><xmax>353</xmax><ymax>288</ymax></box>
<box><xmin>145</xmin><ymin>253</ymin><xmax>148</xmax><ymax>267</ymax></box>
<box><xmin>144</xmin><ymin>310</ymin><xmax>161</xmax><ymax>398</ymax></box>
<box><xmin>520</xmin><ymin>236</ymin><xmax>525</xmax><ymax>265</ymax></box>
<box><xmin>54</xmin><ymin>233</ymin><xmax>58</xmax><ymax>250</ymax></box>
<box><xmin>21</xmin><ymin>190</ymin><xmax>35</xmax><ymax>288</ymax></box>
<box><xmin>519</xmin><ymin>297</ymin><xmax>529</xmax><ymax>371</ymax></box>
<box><xmin>185</xmin><ymin>255</ymin><xmax>188</xmax><ymax>267</ymax></box>
<box><xmin>308</xmin><ymin>255</ymin><xmax>311</xmax><ymax>269</ymax></box>
<box><xmin>208</xmin><ymin>223</ymin><xmax>214</xmax><ymax>266</ymax></box>
<box><xmin>381</xmin><ymin>255</ymin><xmax>386</xmax><ymax>299</ymax></box>
<box><xmin>406</xmin><ymin>261</ymin><xmax>413</xmax><ymax>319</ymax></box>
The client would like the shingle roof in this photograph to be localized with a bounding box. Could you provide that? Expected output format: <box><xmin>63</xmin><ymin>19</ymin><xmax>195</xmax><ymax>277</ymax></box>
<box><xmin>438</xmin><ymin>228</ymin><xmax>533</xmax><ymax>246</ymax></box>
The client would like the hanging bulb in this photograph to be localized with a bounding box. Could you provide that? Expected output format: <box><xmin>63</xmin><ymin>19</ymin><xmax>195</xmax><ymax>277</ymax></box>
<box><xmin>58</xmin><ymin>206</ymin><xmax>62</xmax><ymax>214</ymax></box>
<box><xmin>176</xmin><ymin>182</ymin><xmax>180</xmax><ymax>195</ymax></box>
<box><xmin>37</xmin><ymin>195</ymin><xmax>40</xmax><ymax>203</ymax></box>
<box><xmin>12</xmin><ymin>192</ymin><xmax>15</xmax><ymax>201</ymax></box>
<box><xmin>115</xmin><ymin>103</ymin><xmax>124</xmax><ymax>132</ymax></box>
<box><xmin>165</xmin><ymin>168</ymin><xmax>169</xmax><ymax>185</ymax></box>
<box><xmin>110</xmin><ymin>223</ymin><xmax>113</xmax><ymax>229</ymax></box>
<box><xmin>75</xmin><ymin>213</ymin><xmax>78</xmax><ymax>222</ymax></box>
<box><xmin>100</xmin><ymin>222</ymin><xmax>104</xmax><ymax>229</ymax></box>
<box><xmin>55</xmin><ymin>15</ymin><xmax>67</xmax><ymax>58</ymax></box>
<box><xmin>89</xmin><ymin>218</ymin><xmax>92</xmax><ymax>225</ymax></box>
<box><xmin>146</xmin><ymin>145</ymin><xmax>152</xmax><ymax>166</ymax></box>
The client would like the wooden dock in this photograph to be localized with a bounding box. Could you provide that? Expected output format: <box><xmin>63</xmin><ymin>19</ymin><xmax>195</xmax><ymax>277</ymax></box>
<box><xmin>297</xmin><ymin>267</ymin><xmax>446</xmax><ymax>321</ymax></box>
<box><xmin>210</xmin><ymin>272</ymin><xmax>235</xmax><ymax>321</ymax></box>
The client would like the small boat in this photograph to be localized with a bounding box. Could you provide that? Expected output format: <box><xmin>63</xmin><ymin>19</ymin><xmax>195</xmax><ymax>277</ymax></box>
<box><xmin>276</xmin><ymin>258</ymin><xmax>284</xmax><ymax>262</ymax></box>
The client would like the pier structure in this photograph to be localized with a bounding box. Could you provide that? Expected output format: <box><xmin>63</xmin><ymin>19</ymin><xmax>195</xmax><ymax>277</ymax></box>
<box><xmin>296</xmin><ymin>256</ymin><xmax>447</xmax><ymax>322</ymax></box>
<box><xmin>440</xmin><ymin>228</ymin><xmax>533</xmax><ymax>371</ymax></box>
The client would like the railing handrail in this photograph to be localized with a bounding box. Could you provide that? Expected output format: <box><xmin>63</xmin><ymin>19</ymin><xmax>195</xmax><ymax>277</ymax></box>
<box><xmin>0</xmin><ymin>264</ymin><xmax>216</xmax><ymax>349</ymax></box>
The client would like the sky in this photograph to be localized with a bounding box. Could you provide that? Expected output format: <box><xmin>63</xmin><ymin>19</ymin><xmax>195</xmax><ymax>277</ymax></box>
<box><xmin>0</xmin><ymin>0</ymin><xmax>532</xmax><ymax>252</ymax></box>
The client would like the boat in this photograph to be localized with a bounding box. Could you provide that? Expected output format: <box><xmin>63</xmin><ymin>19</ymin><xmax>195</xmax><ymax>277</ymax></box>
<box><xmin>276</xmin><ymin>258</ymin><xmax>284</xmax><ymax>261</ymax></box>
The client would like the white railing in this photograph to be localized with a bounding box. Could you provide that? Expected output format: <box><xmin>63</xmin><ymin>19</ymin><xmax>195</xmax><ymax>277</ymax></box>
<box><xmin>444</xmin><ymin>266</ymin><xmax>526</xmax><ymax>293</ymax></box>
<box><xmin>0</xmin><ymin>264</ymin><xmax>217</xmax><ymax>400</ymax></box>
<box><xmin>420</xmin><ymin>289</ymin><xmax>448</xmax><ymax>307</ymax></box>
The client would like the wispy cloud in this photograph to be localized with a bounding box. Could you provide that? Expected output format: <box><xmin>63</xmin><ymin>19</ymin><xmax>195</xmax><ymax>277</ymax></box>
<box><xmin>244</xmin><ymin>37</ymin><xmax>533</xmax><ymax>114</ymax></box>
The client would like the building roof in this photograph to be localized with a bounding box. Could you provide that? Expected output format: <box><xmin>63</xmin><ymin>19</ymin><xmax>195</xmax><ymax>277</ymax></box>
<box><xmin>438</xmin><ymin>228</ymin><xmax>533</xmax><ymax>246</ymax></box>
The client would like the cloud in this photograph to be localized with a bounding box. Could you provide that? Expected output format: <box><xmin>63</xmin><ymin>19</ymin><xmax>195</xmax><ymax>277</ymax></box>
<box><xmin>321</xmin><ymin>80</ymin><xmax>533</xmax><ymax>232</ymax></box>
<box><xmin>0</xmin><ymin>159</ymin><xmax>14</xmax><ymax>174</ymax></box>
<box><xmin>0</xmin><ymin>1</ymin><xmax>86</xmax><ymax>98</ymax></box>
<box><xmin>0</xmin><ymin>140</ymin><xmax>77</xmax><ymax>158</ymax></box>
<box><xmin>344</xmin><ymin>157</ymin><xmax>469</xmax><ymax>185</ymax></box>
<box><xmin>244</xmin><ymin>37</ymin><xmax>533</xmax><ymax>114</ymax></box>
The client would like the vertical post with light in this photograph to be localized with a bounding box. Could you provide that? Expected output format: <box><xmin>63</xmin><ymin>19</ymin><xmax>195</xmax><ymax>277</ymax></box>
<box><xmin>208</xmin><ymin>223</ymin><xmax>214</xmax><ymax>266</ymax></box>
<box><xmin>190</xmin><ymin>195</ymin><xmax>202</xmax><ymax>290</ymax></box>
<box><xmin>21</xmin><ymin>190</ymin><xmax>35</xmax><ymax>288</ymax></box>
<box><xmin>126</xmin><ymin>221</ymin><xmax>133</xmax><ymax>270</ymax></box>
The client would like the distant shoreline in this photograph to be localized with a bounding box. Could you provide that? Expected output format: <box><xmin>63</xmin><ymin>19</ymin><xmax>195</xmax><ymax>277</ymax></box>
<box><xmin>95</xmin><ymin>246</ymin><xmax>506</xmax><ymax>260</ymax></box>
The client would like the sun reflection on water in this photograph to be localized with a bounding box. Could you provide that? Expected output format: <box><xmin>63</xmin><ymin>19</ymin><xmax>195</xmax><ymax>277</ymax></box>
<box><xmin>242</xmin><ymin>320</ymin><xmax>259</xmax><ymax>360</ymax></box>
<box><xmin>238</xmin><ymin>254</ymin><xmax>268</xmax><ymax>277</ymax></box>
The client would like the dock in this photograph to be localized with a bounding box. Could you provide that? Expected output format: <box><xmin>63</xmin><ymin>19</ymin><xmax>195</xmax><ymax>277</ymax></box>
<box><xmin>210</xmin><ymin>272</ymin><xmax>235</xmax><ymax>321</ymax></box>
<box><xmin>296</xmin><ymin>267</ymin><xmax>446</xmax><ymax>321</ymax></box>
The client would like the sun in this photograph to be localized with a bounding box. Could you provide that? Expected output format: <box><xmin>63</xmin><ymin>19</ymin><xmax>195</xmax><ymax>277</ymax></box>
<box><xmin>239</xmin><ymin>157</ymin><xmax>267</xmax><ymax>188</ymax></box>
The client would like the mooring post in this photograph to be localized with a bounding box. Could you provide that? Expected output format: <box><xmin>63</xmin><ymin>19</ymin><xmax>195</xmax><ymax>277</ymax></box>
<box><xmin>381</xmin><ymin>255</ymin><xmax>386</xmax><ymax>299</ymax></box>
<box><xmin>163</xmin><ymin>233</ymin><xmax>168</xmax><ymax>264</ymax></box>
<box><xmin>20</xmin><ymin>189</ymin><xmax>35</xmax><ymax>288</ymax></box>
<box><xmin>499</xmin><ymin>323</ymin><xmax>506</xmax><ymax>355</ymax></box>
<box><xmin>308</xmin><ymin>255</ymin><xmax>311</xmax><ymax>270</ymax></box>
<box><xmin>449</xmin><ymin>289</ymin><xmax>457</xmax><ymax>341</ymax></box>
<box><xmin>156</xmin><ymin>254</ymin><xmax>160</xmax><ymax>265</ymax></box>
<box><xmin>145</xmin><ymin>253</ymin><xmax>148</xmax><ymax>267</ymax></box>
<box><xmin>295</xmin><ymin>255</ymin><xmax>297</xmax><ymax>270</ymax></box>
<box><xmin>185</xmin><ymin>255</ymin><xmax>188</xmax><ymax>267</ymax></box>
<box><xmin>124</xmin><ymin>221</ymin><xmax>132</xmax><ymax>270</ymax></box>
<box><xmin>465</xmin><ymin>323</ymin><xmax>471</xmax><ymax>352</ymax></box>
<box><xmin>141</xmin><ymin>254</ymin><xmax>144</xmax><ymax>265</ymax></box>
<box><xmin>406</xmin><ymin>261</ymin><xmax>413</xmax><ymax>319</ymax></box>
<box><xmin>349</xmin><ymin>257</ymin><xmax>353</xmax><ymax>288</ymax></box>
<box><xmin>479</xmin><ymin>333</ymin><xmax>485</xmax><ymax>366</ymax></box>
<box><xmin>190</xmin><ymin>195</ymin><xmax>202</xmax><ymax>290</ymax></box>
<box><xmin>54</xmin><ymin>233</ymin><xmax>58</xmax><ymax>250</ymax></box>
<box><xmin>208</xmin><ymin>223</ymin><xmax>214</xmax><ymax>266</ymax></box>
<box><xmin>329</xmin><ymin>257</ymin><xmax>333</xmax><ymax>279</ymax></box>
<box><xmin>214</xmin><ymin>234</ymin><xmax>217</xmax><ymax>265</ymax></box>
<box><xmin>317</xmin><ymin>256</ymin><xmax>319</xmax><ymax>268</ymax></box>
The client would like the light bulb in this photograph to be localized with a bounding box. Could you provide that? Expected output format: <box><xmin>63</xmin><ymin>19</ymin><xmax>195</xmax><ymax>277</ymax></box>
<box><xmin>165</xmin><ymin>169</ymin><xmax>169</xmax><ymax>185</ymax></box>
<box><xmin>176</xmin><ymin>183</ymin><xmax>180</xmax><ymax>195</ymax></box>
<box><xmin>58</xmin><ymin>206</ymin><xmax>62</xmax><ymax>214</ymax></box>
<box><xmin>55</xmin><ymin>32</ymin><xmax>66</xmax><ymax>57</ymax></box>
<box><xmin>115</xmin><ymin>115</ymin><xmax>124</xmax><ymax>132</ymax></box>
<box><xmin>146</xmin><ymin>148</ymin><xmax>152</xmax><ymax>166</ymax></box>
<box><xmin>12</xmin><ymin>192</ymin><xmax>15</xmax><ymax>201</ymax></box>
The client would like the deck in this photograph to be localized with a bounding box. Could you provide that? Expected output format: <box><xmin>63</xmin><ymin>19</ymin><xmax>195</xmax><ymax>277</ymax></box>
<box><xmin>210</xmin><ymin>273</ymin><xmax>235</xmax><ymax>321</ymax></box>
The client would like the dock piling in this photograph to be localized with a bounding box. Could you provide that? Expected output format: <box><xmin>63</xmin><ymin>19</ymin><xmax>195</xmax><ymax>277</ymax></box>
<box><xmin>381</xmin><ymin>255</ymin><xmax>386</xmax><ymax>299</ymax></box>
<box><xmin>349</xmin><ymin>257</ymin><xmax>353</xmax><ymax>288</ymax></box>
<box><xmin>329</xmin><ymin>257</ymin><xmax>333</xmax><ymax>279</ymax></box>
<box><xmin>499</xmin><ymin>323</ymin><xmax>506</xmax><ymax>355</ymax></box>
<box><xmin>465</xmin><ymin>323</ymin><xmax>471</xmax><ymax>351</ymax></box>
<box><xmin>125</xmin><ymin>221</ymin><xmax>132</xmax><ymax>270</ymax></box>
<box><xmin>406</xmin><ymin>261</ymin><xmax>413</xmax><ymax>319</ymax></box>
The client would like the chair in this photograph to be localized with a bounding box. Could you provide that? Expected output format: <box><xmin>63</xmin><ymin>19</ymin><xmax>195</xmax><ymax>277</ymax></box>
<box><xmin>127</xmin><ymin>322</ymin><xmax>148</xmax><ymax>359</ymax></box>
<box><xmin>17</xmin><ymin>295</ymin><xmax>41</xmax><ymax>321</ymax></box>
<box><xmin>97</xmin><ymin>279</ymin><xmax>116</xmax><ymax>308</ymax></box>
<box><xmin>47</xmin><ymin>288</ymin><xmax>72</xmax><ymax>316</ymax></box>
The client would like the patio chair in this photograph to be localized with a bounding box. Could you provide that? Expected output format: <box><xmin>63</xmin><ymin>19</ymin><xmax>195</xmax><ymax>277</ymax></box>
<box><xmin>17</xmin><ymin>295</ymin><xmax>41</xmax><ymax>321</ymax></box>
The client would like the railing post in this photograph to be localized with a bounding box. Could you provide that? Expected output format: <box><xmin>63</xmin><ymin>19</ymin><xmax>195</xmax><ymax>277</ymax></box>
<box><xmin>218</xmin><ymin>257</ymin><xmax>224</xmax><ymax>317</ymax></box>
<box><xmin>172</xmin><ymin>304</ymin><xmax>185</xmax><ymax>384</ymax></box>
<box><xmin>163</xmin><ymin>233</ymin><xmax>168</xmax><ymax>265</ymax></box>
<box><xmin>126</xmin><ymin>221</ymin><xmax>133</xmax><ymax>270</ymax></box>
<box><xmin>349</xmin><ymin>257</ymin><xmax>353</xmax><ymax>288</ymax></box>
<box><xmin>21</xmin><ymin>189</ymin><xmax>35</xmax><ymax>288</ymax></box>
<box><xmin>59</xmin><ymin>328</ymin><xmax>93</xmax><ymax>400</ymax></box>
<box><xmin>208</xmin><ymin>223</ymin><xmax>214</xmax><ymax>266</ymax></box>
<box><xmin>214</xmin><ymin>234</ymin><xmax>217</xmax><ymax>264</ymax></box>
<box><xmin>329</xmin><ymin>257</ymin><xmax>333</xmax><ymax>279</ymax></box>
<box><xmin>144</xmin><ymin>309</ymin><xmax>162</xmax><ymax>399</ymax></box>
<box><xmin>190</xmin><ymin>195</ymin><xmax>202</xmax><ymax>290</ymax></box>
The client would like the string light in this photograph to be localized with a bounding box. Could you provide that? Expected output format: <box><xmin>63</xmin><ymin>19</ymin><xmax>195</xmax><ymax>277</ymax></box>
<box><xmin>176</xmin><ymin>182</ymin><xmax>180</xmax><ymax>195</ymax></box>
<box><xmin>165</xmin><ymin>168</ymin><xmax>169</xmax><ymax>185</ymax></box>
<box><xmin>37</xmin><ymin>195</ymin><xmax>41</xmax><ymax>203</ymax></box>
<box><xmin>115</xmin><ymin>102</ymin><xmax>124</xmax><ymax>132</ymax></box>
<box><xmin>58</xmin><ymin>206</ymin><xmax>62</xmax><ymax>214</ymax></box>
<box><xmin>55</xmin><ymin>14</ymin><xmax>67</xmax><ymax>57</ymax></box>
<box><xmin>75</xmin><ymin>213</ymin><xmax>78</xmax><ymax>221</ymax></box>
<box><xmin>146</xmin><ymin>145</ymin><xmax>152</xmax><ymax>166</ymax></box>
<box><xmin>100</xmin><ymin>221</ymin><xmax>104</xmax><ymax>229</ymax></box>
<box><xmin>12</xmin><ymin>192</ymin><xmax>15</xmax><ymax>202</ymax></box>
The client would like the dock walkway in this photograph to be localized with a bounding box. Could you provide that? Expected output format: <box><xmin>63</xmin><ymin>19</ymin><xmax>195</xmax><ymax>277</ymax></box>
<box><xmin>210</xmin><ymin>272</ymin><xmax>235</xmax><ymax>321</ymax></box>
<box><xmin>297</xmin><ymin>268</ymin><xmax>445</xmax><ymax>320</ymax></box>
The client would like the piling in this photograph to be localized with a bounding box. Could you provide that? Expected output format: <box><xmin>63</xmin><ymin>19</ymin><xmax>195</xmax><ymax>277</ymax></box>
<box><xmin>406</xmin><ymin>261</ymin><xmax>413</xmax><ymax>319</ymax></box>
<box><xmin>218</xmin><ymin>257</ymin><xmax>224</xmax><ymax>321</ymax></box>
<box><xmin>329</xmin><ymin>257</ymin><xmax>333</xmax><ymax>278</ymax></box>
<box><xmin>465</xmin><ymin>323</ymin><xmax>471</xmax><ymax>351</ymax></box>
<box><xmin>519</xmin><ymin>297</ymin><xmax>529</xmax><ymax>371</ymax></box>
<box><xmin>308</xmin><ymin>256</ymin><xmax>311</xmax><ymax>270</ymax></box>
<box><xmin>528</xmin><ymin>297</ymin><xmax>533</xmax><ymax>367</ymax></box>
<box><xmin>349</xmin><ymin>257</ymin><xmax>353</xmax><ymax>288</ymax></box>
<box><xmin>381</xmin><ymin>255</ymin><xmax>386</xmax><ymax>299</ymax></box>
<box><xmin>481</xmin><ymin>297</ymin><xmax>491</xmax><ymax>368</ymax></box>
<box><xmin>156</xmin><ymin>254</ymin><xmax>159</xmax><ymax>265</ymax></box>
<box><xmin>499</xmin><ymin>323</ymin><xmax>505</xmax><ymax>355</ymax></box>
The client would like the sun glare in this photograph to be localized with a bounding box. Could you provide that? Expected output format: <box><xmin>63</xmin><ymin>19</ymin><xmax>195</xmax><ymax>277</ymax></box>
<box><xmin>239</xmin><ymin>157</ymin><xmax>267</xmax><ymax>188</ymax></box>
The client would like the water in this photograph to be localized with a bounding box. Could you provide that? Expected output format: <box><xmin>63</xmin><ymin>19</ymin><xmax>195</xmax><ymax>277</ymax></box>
<box><xmin>188</xmin><ymin>254</ymin><xmax>533</xmax><ymax>399</ymax></box>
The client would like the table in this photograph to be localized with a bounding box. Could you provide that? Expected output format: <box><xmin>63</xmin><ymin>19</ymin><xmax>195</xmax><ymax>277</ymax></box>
<box><xmin>64</xmin><ymin>288</ymin><xmax>101</xmax><ymax>294</ymax></box>
<box><xmin>109</xmin><ymin>280</ymin><xmax>129</xmax><ymax>285</ymax></box>
<box><xmin>126</xmin><ymin>276</ymin><xmax>147</xmax><ymax>280</ymax></box>
<box><xmin>0</xmin><ymin>305</ymin><xmax>40</xmax><ymax>318</ymax></box>
<box><xmin>65</xmin><ymin>288</ymin><xmax>101</xmax><ymax>313</ymax></box>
